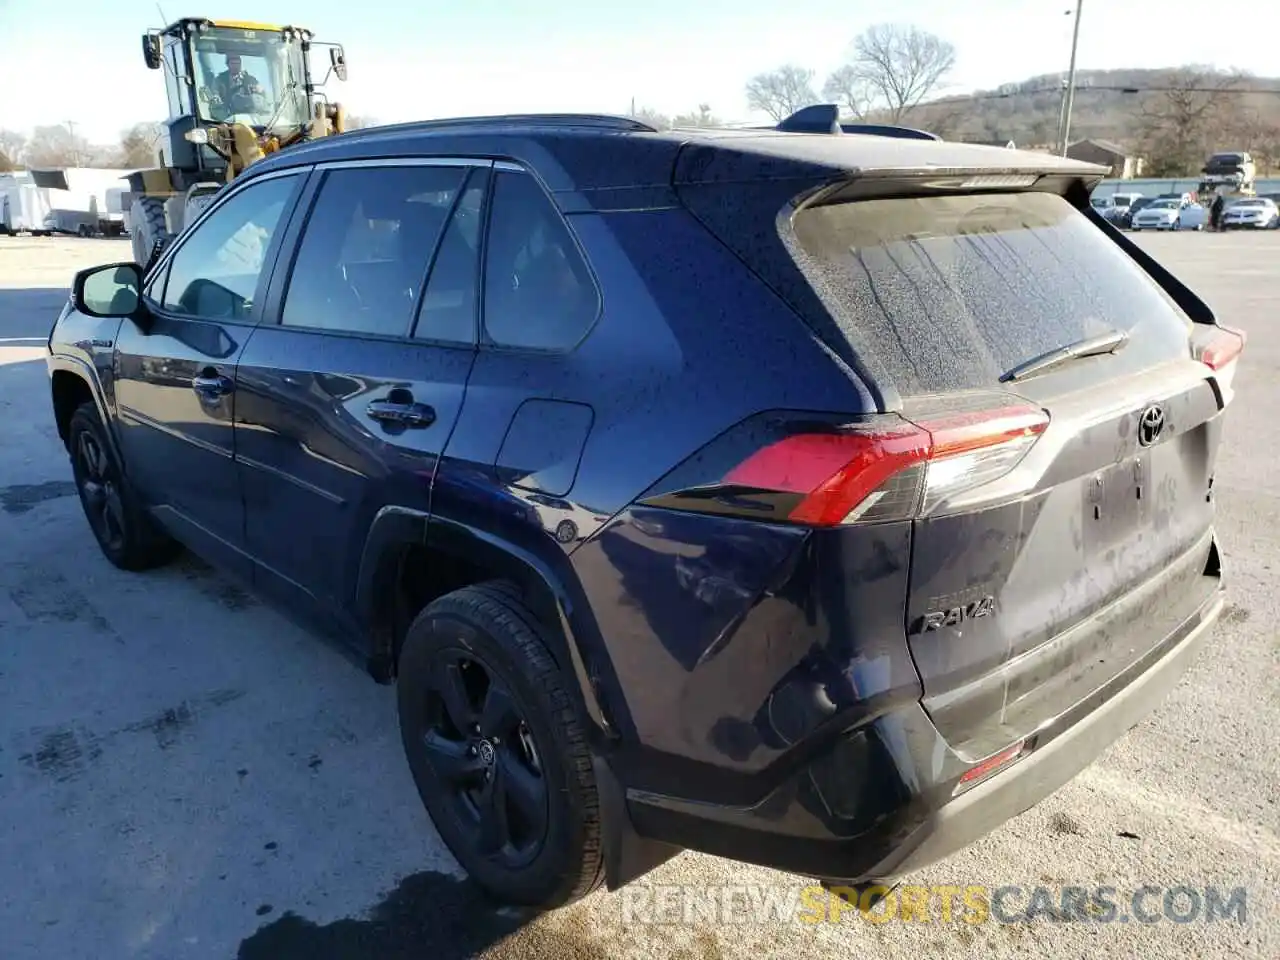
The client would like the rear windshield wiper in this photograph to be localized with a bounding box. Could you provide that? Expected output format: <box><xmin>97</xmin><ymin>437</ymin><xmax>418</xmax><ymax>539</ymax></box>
<box><xmin>1000</xmin><ymin>329</ymin><xmax>1129</xmax><ymax>383</ymax></box>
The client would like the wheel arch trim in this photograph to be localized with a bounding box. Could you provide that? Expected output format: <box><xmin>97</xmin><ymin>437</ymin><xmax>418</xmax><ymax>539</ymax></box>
<box><xmin>48</xmin><ymin>355</ymin><xmax>122</xmax><ymax>462</ymax></box>
<box><xmin>354</xmin><ymin>507</ymin><xmax>625</xmax><ymax>741</ymax></box>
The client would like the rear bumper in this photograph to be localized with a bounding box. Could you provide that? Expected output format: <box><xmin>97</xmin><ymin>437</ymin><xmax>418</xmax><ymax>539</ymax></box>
<box><xmin>868</xmin><ymin>578</ymin><xmax>1223</xmax><ymax>879</ymax></box>
<box><xmin>618</xmin><ymin>573</ymin><xmax>1224</xmax><ymax>883</ymax></box>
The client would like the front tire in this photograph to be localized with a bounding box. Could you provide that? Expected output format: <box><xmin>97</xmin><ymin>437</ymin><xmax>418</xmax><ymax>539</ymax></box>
<box><xmin>127</xmin><ymin>196</ymin><xmax>172</xmax><ymax>270</ymax></box>
<box><xmin>67</xmin><ymin>403</ymin><xmax>179</xmax><ymax>571</ymax></box>
<box><xmin>397</xmin><ymin>583</ymin><xmax>605</xmax><ymax>908</ymax></box>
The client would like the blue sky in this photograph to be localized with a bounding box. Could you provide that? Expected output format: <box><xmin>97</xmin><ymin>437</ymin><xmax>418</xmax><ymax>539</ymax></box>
<box><xmin>3</xmin><ymin>0</ymin><xmax>1278</xmax><ymax>142</ymax></box>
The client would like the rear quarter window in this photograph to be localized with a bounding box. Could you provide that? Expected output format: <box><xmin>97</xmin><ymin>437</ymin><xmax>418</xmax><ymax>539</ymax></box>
<box><xmin>788</xmin><ymin>191</ymin><xmax>1193</xmax><ymax>395</ymax></box>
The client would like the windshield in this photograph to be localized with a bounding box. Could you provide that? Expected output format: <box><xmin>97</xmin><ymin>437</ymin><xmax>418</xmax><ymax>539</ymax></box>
<box><xmin>190</xmin><ymin>26</ymin><xmax>309</xmax><ymax>130</ymax></box>
<box><xmin>1148</xmin><ymin>200</ymin><xmax>1179</xmax><ymax>210</ymax></box>
<box><xmin>1090</xmin><ymin>197</ymin><xmax>1110</xmax><ymax>208</ymax></box>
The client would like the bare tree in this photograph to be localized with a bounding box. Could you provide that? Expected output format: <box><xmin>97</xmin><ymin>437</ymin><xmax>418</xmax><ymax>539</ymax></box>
<box><xmin>629</xmin><ymin>106</ymin><xmax>671</xmax><ymax>130</ymax></box>
<box><xmin>117</xmin><ymin>122</ymin><xmax>165</xmax><ymax>169</ymax></box>
<box><xmin>0</xmin><ymin>129</ymin><xmax>26</xmax><ymax>169</ymax></box>
<box><xmin>852</xmin><ymin>24</ymin><xmax>956</xmax><ymax>123</ymax></box>
<box><xmin>745</xmin><ymin>65</ymin><xmax>818</xmax><ymax>122</ymax></box>
<box><xmin>24</xmin><ymin>124</ymin><xmax>91</xmax><ymax>168</ymax></box>
<box><xmin>822</xmin><ymin>65</ymin><xmax>871</xmax><ymax>121</ymax></box>
<box><xmin>1133</xmin><ymin>69</ymin><xmax>1246</xmax><ymax>176</ymax></box>
<box><xmin>673</xmin><ymin>103</ymin><xmax>721</xmax><ymax>128</ymax></box>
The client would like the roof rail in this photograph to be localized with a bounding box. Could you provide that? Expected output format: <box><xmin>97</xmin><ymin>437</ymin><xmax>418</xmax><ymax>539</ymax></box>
<box><xmin>776</xmin><ymin>104</ymin><xmax>941</xmax><ymax>142</ymax></box>
<box><xmin>355</xmin><ymin>113</ymin><xmax>657</xmax><ymax>135</ymax></box>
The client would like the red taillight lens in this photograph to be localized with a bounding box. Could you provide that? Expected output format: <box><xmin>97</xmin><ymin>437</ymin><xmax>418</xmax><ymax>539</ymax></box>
<box><xmin>1199</xmin><ymin>325</ymin><xmax>1245</xmax><ymax>371</ymax></box>
<box><xmin>717</xmin><ymin>404</ymin><xmax>1048</xmax><ymax>527</ymax></box>
<box><xmin>723</xmin><ymin>423</ymin><xmax>930</xmax><ymax>527</ymax></box>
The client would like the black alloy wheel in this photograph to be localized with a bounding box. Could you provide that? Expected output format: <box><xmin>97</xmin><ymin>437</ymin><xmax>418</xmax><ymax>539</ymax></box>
<box><xmin>66</xmin><ymin>402</ymin><xmax>178</xmax><ymax>570</ymax></box>
<box><xmin>396</xmin><ymin>583</ymin><xmax>605</xmax><ymax>907</ymax></box>
<box><xmin>74</xmin><ymin>425</ymin><xmax>127</xmax><ymax>555</ymax></box>
<box><xmin>417</xmin><ymin>647</ymin><xmax>549</xmax><ymax>867</ymax></box>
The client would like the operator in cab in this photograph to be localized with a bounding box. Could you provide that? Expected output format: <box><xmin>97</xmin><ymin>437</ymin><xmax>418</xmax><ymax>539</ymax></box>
<box><xmin>213</xmin><ymin>53</ymin><xmax>265</xmax><ymax>111</ymax></box>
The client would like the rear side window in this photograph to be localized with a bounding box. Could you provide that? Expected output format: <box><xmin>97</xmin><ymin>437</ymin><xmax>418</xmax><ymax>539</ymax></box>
<box><xmin>482</xmin><ymin>171</ymin><xmax>598</xmax><ymax>350</ymax></box>
<box><xmin>414</xmin><ymin>170</ymin><xmax>488</xmax><ymax>344</ymax></box>
<box><xmin>281</xmin><ymin>165</ymin><xmax>467</xmax><ymax>337</ymax></box>
<box><xmin>790</xmin><ymin>192</ymin><xmax>1193</xmax><ymax>394</ymax></box>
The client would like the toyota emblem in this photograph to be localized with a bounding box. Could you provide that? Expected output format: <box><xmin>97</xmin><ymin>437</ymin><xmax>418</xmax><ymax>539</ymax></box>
<box><xmin>1137</xmin><ymin>404</ymin><xmax>1165</xmax><ymax>447</ymax></box>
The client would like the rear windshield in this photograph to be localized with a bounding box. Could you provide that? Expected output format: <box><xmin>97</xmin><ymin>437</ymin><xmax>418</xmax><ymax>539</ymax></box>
<box><xmin>788</xmin><ymin>191</ymin><xmax>1194</xmax><ymax>395</ymax></box>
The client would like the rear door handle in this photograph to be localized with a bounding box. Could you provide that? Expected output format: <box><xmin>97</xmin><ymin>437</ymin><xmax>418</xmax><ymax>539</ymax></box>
<box><xmin>192</xmin><ymin>373</ymin><xmax>234</xmax><ymax>397</ymax></box>
<box><xmin>366</xmin><ymin>399</ymin><xmax>436</xmax><ymax>429</ymax></box>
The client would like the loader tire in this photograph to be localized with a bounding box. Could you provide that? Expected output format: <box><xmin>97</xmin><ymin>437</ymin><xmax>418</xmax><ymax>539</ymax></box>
<box><xmin>129</xmin><ymin>196</ymin><xmax>172</xmax><ymax>271</ymax></box>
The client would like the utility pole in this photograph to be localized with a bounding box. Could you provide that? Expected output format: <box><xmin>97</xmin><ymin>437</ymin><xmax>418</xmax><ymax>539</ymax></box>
<box><xmin>66</xmin><ymin>120</ymin><xmax>80</xmax><ymax>167</ymax></box>
<box><xmin>1056</xmin><ymin>78</ymin><xmax>1070</xmax><ymax>154</ymax></box>
<box><xmin>1059</xmin><ymin>0</ymin><xmax>1084</xmax><ymax>156</ymax></box>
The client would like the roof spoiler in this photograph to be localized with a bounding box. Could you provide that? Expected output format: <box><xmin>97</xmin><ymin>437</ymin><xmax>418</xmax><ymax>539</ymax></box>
<box><xmin>775</xmin><ymin>104</ymin><xmax>941</xmax><ymax>141</ymax></box>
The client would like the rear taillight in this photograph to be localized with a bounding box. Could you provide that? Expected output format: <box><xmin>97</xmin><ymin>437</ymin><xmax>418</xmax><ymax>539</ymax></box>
<box><xmin>1194</xmin><ymin>324</ymin><xmax>1245</xmax><ymax>395</ymax></box>
<box><xmin>1198</xmin><ymin>325</ymin><xmax>1245</xmax><ymax>370</ymax></box>
<box><xmin>640</xmin><ymin>403</ymin><xmax>1049</xmax><ymax>527</ymax></box>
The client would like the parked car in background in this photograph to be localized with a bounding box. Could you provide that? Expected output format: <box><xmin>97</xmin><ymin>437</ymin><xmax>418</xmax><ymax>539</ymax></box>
<box><xmin>1091</xmin><ymin>192</ymin><xmax>1144</xmax><ymax>226</ymax></box>
<box><xmin>1220</xmin><ymin>197</ymin><xmax>1280</xmax><ymax>230</ymax></box>
<box><xmin>1131</xmin><ymin>198</ymin><xmax>1206</xmax><ymax>231</ymax></box>
<box><xmin>1118</xmin><ymin>195</ymin><xmax>1156</xmax><ymax>229</ymax></box>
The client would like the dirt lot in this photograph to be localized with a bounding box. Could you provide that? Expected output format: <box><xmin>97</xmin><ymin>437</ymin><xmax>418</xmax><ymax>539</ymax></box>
<box><xmin>0</xmin><ymin>232</ymin><xmax>1276</xmax><ymax>959</ymax></box>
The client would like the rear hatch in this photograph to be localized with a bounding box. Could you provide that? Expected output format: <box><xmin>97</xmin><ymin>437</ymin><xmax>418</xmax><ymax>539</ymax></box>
<box><xmin>675</xmin><ymin>138</ymin><xmax>1240</xmax><ymax>758</ymax></box>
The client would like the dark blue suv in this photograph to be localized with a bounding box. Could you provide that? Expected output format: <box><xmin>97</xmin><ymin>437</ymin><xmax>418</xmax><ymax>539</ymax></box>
<box><xmin>48</xmin><ymin>111</ymin><xmax>1243</xmax><ymax>909</ymax></box>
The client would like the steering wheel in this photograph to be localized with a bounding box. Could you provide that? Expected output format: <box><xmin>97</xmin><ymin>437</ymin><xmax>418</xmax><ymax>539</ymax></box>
<box><xmin>227</xmin><ymin>91</ymin><xmax>264</xmax><ymax>115</ymax></box>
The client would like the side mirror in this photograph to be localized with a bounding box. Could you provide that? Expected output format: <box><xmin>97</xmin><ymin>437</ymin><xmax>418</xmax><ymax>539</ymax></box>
<box><xmin>74</xmin><ymin>263</ymin><xmax>146</xmax><ymax>323</ymax></box>
<box><xmin>142</xmin><ymin>34</ymin><xmax>162</xmax><ymax>70</ymax></box>
<box><xmin>330</xmin><ymin>46</ymin><xmax>348</xmax><ymax>82</ymax></box>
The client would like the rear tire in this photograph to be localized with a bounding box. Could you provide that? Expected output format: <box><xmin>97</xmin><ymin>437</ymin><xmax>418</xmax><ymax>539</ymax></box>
<box><xmin>128</xmin><ymin>196</ymin><xmax>172</xmax><ymax>269</ymax></box>
<box><xmin>397</xmin><ymin>583</ymin><xmax>604</xmax><ymax>908</ymax></box>
<box><xmin>67</xmin><ymin>402</ymin><xmax>179</xmax><ymax>571</ymax></box>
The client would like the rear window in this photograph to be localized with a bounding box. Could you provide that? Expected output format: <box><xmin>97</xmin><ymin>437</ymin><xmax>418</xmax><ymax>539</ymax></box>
<box><xmin>788</xmin><ymin>191</ymin><xmax>1194</xmax><ymax>395</ymax></box>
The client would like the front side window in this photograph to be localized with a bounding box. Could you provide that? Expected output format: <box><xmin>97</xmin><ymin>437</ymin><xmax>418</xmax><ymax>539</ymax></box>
<box><xmin>482</xmin><ymin>171</ymin><xmax>598</xmax><ymax>350</ymax></box>
<box><xmin>161</xmin><ymin>175</ymin><xmax>297</xmax><ymax>320</ymax></box>
<box><xmin>280</xmin><ymin>165</ymin><xmax>468</xmax><ymax>337</ymax></box>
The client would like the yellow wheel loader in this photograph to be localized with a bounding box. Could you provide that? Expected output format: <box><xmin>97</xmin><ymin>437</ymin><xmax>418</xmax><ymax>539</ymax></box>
<box><xmin>126</xmin><ymin>17</ymin><xmax>349</xmax><ymax>266</ymax></box>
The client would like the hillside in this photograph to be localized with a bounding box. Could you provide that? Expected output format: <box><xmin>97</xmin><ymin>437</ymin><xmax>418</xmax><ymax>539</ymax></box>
<box><xmin>906</xmin><ymin>68</ymin><xmax>1280</xmax><ymax>167</ymax></box>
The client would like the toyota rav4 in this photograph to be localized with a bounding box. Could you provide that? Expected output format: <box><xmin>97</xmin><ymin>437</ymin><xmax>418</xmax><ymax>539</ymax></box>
<box><xmin>47</xmin><ymin>109</ymin><xmax>1243</xmax><ymax>909</ymax></box>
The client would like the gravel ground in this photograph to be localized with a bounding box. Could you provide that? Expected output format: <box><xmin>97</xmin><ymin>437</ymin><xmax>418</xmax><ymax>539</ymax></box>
<box><xmin>0</xmin><ymin>231</ymin><xmax>1275</xmax><ymax>960</ymax></box>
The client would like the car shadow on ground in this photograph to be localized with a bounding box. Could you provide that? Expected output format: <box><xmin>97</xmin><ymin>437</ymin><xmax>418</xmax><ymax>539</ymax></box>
<box><xmin>0</xmin><ymin>287</ymin><xmax>71</xmax><ymax>341</ymax></box>
<box><xmin>237</xmin><ymin>870</ymin><xmax>613</xmax><ymax>960</ymax></box>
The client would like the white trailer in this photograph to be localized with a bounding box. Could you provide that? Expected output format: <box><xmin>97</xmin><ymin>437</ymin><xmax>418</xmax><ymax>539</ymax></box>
<box><xmin>0</xmin><ymin>174</ymin><xmax>54</xmax><ymax>234</ymax></box>
<box><xmin>27</xmin><ymin>168</ymin><xmax>133</xmax><ymax>237</ymax></box>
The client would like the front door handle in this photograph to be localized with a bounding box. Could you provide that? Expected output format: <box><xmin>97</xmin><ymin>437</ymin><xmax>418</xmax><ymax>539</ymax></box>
<box><xmin>366</xmin><ymin>399</ymin><xmax>436</xmax><ymax>429</ymax></box>
<box><xmin>192</xmin><ymin>373</ymin><xmax>234</xmax><ymax>397</ymax></box>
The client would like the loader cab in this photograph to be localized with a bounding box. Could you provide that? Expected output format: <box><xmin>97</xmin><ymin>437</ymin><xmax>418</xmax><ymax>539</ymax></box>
<box><xmin>141</xmin><ymin>18</ymin><xmax>333</xmax><ymax>187</ymax></box>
